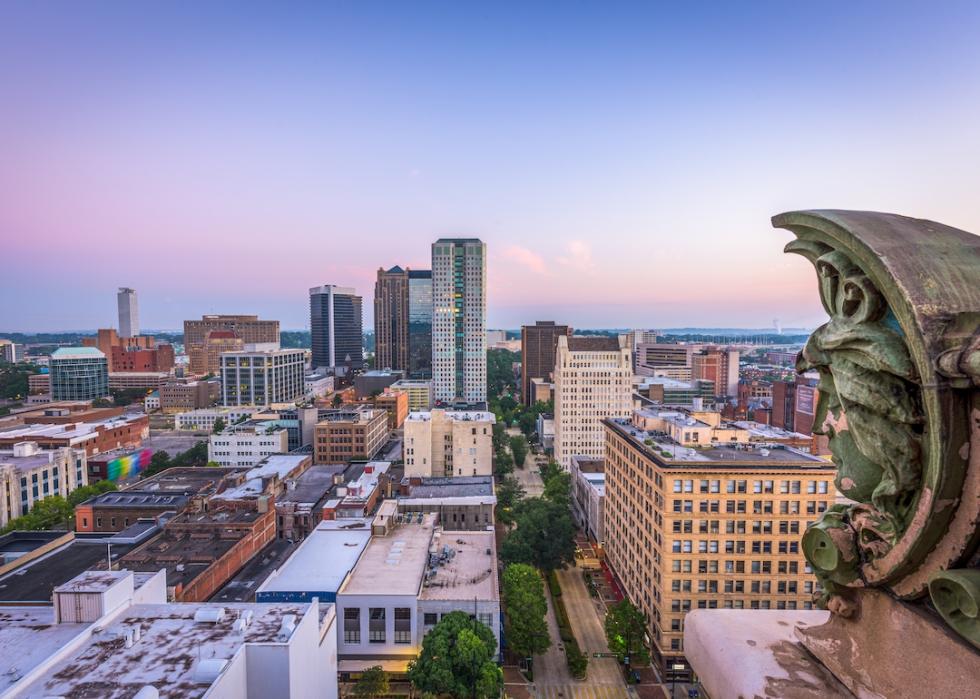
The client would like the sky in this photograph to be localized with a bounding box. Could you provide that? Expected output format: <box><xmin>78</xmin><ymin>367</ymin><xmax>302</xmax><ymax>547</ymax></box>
<box><xmin>2</xmin><ymin>2</ymin><xmax>979</xmax><ymax>332</ymax></box>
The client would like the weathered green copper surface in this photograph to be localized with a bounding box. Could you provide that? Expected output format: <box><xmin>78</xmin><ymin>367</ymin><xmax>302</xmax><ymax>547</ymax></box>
<box><xmin>929</xmin><ymin>569</ymin><xmax>980</xmax><ymax>647</ymax></box>
<box><xmin>773</xmin><ymin>210</ymin><xmax>980</xmax><ymax>648</ymax></box>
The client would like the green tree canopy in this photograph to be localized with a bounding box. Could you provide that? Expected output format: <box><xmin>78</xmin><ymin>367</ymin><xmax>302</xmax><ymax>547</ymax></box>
<box><xmin>212</xmin><ymin>417</ymin><xmax>226</xmax><ymax>433</ymax></box>
<box><xmin>67</xmin><ymin>480</ymin><xmax>117</xmax><ymax>508</ymax></box>
<box><xmin>509</xmin><ymin>435</ymin><xmax>528</xmax><ymax>470</ymax></box>
<box><xmin>352</xmin><ymin>665</ymin><xmax>389</xmax><ymax>698</ymax></box>
<box><xmin>500</xmin><ymin>497</ymin><xmax>576</xmax><ymax>572</ymax></box>
<box><xmin>408</xmin><ymin>611</ymin><xmax>501</xmax><ymax>699</ymax></box>
<box><xmin>502</xmin><ymin>563</ymin><xmax>551</xmax><ymax>658</ymax></box>
<box><xmin>605</xmin><ymin>599</ymin><xmax>650</xmax><ymax>666</ymax></box>
<box><xmin>494</xmin><ymin>447</ymin><xmax>514</xmax><ymax>477</ymax></box>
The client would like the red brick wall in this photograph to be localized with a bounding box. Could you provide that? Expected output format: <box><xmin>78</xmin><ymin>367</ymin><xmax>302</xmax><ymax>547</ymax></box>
<box><xmin>178</xmin><ymin>508</ymin><xmax>276</xmax><ymax>602</ymax></box>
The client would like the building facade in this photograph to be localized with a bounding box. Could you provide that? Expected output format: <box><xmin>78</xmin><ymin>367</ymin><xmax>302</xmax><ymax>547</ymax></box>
<box><xmin>602</xmin><ymin>412</ymin><xmax>836</xmax><ymax>681</ymax></box>
<box><xmin>220</xmin><ymin>348</ymin><xmax>306</xmax><ymax>407</ymax></box>
<box><xmin>403</xmin><ymin>409</ymin><xmax>494</xmax><ymax>478</ymax></box>
<box><xmin>116</xmin><ymin>287</ymin><xmax>139</xmax><ymax>338</ymax></box>
<box><xmin>310</xmin><ymin>285</ymin><xmax>364</xmax><ymax>373</ymax></box>
<box><xmin>0</xmin><ymin>443</ymin><xmax>87</xmax><ymax>527</ymax></box>
<box><xmin>692</xmin><ymin>348</ymin><xmax>740</xmax><ymax>398</ymax></box>
<box><xmin>160</xmin><ymin>379</ymin><xmax>221</xmax><ymax>413</ymax></box>
<box><xmin>636</xmin><ymin>343</ymin><xmax>694</xmax><ymax>379</ymax></box>
<box><xmin>389</xmin><ymin>379</ymin><xmax>432</xmax><ymax>411</ymax></box>
<box><xmin>374</xmin><ymin>266</ymin><xmax>410</xmax><ymax>372</ymax></box>
<box><xmin>431</xmin><ymin>239</ymin><xmax>486</xmax><ymax>406</ymax></box>
<box><xmin>208</xmin><ymin>423</ymin><xmax>290</xmax><ymax>467</ymax></box>
<box><xmin>184</xmin><ymin>314</ymin><xmax>280</xmax><ymax>347</ymax></box>
<box><xmin>49</xmin><ymin>347</ymin><xmax>109</xmax><ymax>401</ymax></box>
<box><xmin>408</xmin><ymin>269</ymin><xmax>433</xmax><ymax>379</ymax></box>
<box><xmin>570</xmin><ymin>456</ymin><xmax>605</xmax><ymax>544</ymax></box>
<box><xmin>553</xmin><ymin>335</ymin><xmax>632</xmax><ymax>469</ymax></box>
<box><xmin>313</xmin><ymin>408</ymin><xmax>388</xmax><ymax>464</ymax></box>
<box><xmin>188</xmin><ymin>330</ymin><xmax>245</xmax><ymax>375</ymax></box>
<box><xmin>521</xmin><ymin>321</ymin><xmax>571</xmax><ymax>406</ymax></box>
<box><xmin>375</xmin><ymin>389</ymin><xmax>409</xmax><ymax>429</ymax></box>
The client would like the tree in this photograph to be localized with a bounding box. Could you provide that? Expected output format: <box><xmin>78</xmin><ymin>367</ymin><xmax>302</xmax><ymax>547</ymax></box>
<box><xmin>408</xmin><ymin>611</ymin><xmax>501</xmax><ymax>699</ymax></box>
<box><xmin>502</xmin><ymin>563</ymin><xmax>551</xmax><ymax>659</ymax></box>
<box><xmin>67</xmin><ymin>480</ymin><xmax>117</xmax><ymax>508</ymax></box>
<box><xmin>352</xmin><ymin>665</ymin><xmax>389</xmax><ymax>698</ymax></box>
<box><xmin>542</xmin><ymin>469</ymin><xmax>571</xmax><ymax>508</ymax></box>
<box><xmin>500</xmin><ymin>497</ymin><xmax>576</xmax><ymax>572</ymax></box>
<box><xmin>509</xmin><ymin>435</ymin><xmax>528</xmax><ymax>469</ymax></box>
<box><xmin>605</xmin><ymin>600</ymin><xmax>650</xmax><ymax>667</ymax></box>
<box><xmin>494</xmin><ymin>448</ymin><xmax>514</xmax><ymax>476</ymax></box>
<box><xmin>212</xmin><ymin>417</ymin><xmax>226</xmax><ymax>433</ymax></box>
<box><xmin>491</xmin><ymin>422</ymin><xmax>506</xmax><ymax>451</ymax></box>
<box><xmin>517</xmin><ymin>411</ymin><xmax>537</xmax><ymax>438</ymax></box>
<box><xmin>332</xmin><ymin>393</ymin><xmax>343</xmax><ymax>407</ymax></box>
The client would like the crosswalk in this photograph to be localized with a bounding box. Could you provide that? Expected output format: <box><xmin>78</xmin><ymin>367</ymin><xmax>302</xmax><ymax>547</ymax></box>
<box><xmin>530</xmin><ymin>684</ymin><xmax>631</xmax><ymax>699</ymax></box>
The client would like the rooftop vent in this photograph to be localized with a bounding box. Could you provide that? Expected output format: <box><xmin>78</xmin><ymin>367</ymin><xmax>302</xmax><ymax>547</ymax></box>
<box><xmin>277</xmin><ymin>614</ymin><xmax>297</xmax><ymax>642</ymax></box>
<box><xmin>193</xmin><ymin>659</ymin><xmax>229</xmax><ymax>685</ymax></box>
<box><xmin>194</xmin><ymin>607</ymin><xmax>226</xmax><ymax>623</ymax></box>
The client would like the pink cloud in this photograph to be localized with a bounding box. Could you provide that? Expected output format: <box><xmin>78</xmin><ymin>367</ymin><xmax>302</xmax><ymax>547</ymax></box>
<box><xmin>503</xmin><ymin>244</ymin><xmax>549</xmax><ymax>275</ymax></box>
<box><xmin>558</xmin><ymin>240</ymin><xmax>595</xmax><ymax>274</ymax></box>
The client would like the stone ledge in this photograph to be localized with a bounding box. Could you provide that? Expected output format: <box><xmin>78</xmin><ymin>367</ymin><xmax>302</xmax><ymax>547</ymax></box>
<box><xmin>683</xmin><ymin>609</ymin><xmax>853</xmax><ymax>699</ymax></box>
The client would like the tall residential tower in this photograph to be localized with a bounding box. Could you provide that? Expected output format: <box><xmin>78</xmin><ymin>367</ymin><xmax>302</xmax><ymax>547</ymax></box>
<box><xmin>117</xmin><ymin>287</ymin><xmax>139</xmax><ymax>338</ymax></box>
<box><xmin>432</xmin><ymin>239</ymin><xmax>486</xmax><ymax>406</ymax></box>
<box><xmin>374</xmin><ymin>267</ymin><xmax>409</xmax><ymax>372</ymax></box>
<box><xmin>310</xmin><ymin>285</ymin><xmax>363</xmax><ymax>373</ymax></box>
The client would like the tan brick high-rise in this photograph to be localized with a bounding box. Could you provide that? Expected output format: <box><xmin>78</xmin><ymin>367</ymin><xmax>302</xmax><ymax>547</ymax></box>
<box><xmin>602</xmin><ymin>410</ymin><xmax>836</xmax><ymax>682</ymax></box>
<box><xmin>374</xmin><ymin>266</ymin><xmax>410</xmax><ymax>372</ymax></box>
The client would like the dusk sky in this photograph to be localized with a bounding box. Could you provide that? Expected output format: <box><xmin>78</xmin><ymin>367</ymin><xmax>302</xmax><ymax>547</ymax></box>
<box><xmin>2</xmin><ymin>2</ymin><xmax>979</xmax><ymax>332</ymax></box>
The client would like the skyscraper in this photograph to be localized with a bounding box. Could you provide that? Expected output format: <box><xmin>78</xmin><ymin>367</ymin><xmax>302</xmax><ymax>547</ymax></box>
<box><xmin>117</xmin><ymin>287</ymin><xmax>139</xmax><ymax>338</ymax></box>
<box><xmin>432</xmin><ymin>239</ymin><xmax>486</xmax><ymax>406</ymax></box>
<box><xmin>407</xmin><ymin>269</ymin><xmax>433</xmax><ymax>379</ymax></box>
<box><xmin>374</xmin><ymin>267</ymin><xmax>409</xmax><ymax>371</ymax></box>
<box><xmin>310</xmin><ymin>285</ymin><xmax>363</xmax><ymax>373</ymax></box>
<box><xmin>553</xmin><ymin>335</ymin><xmax>632</xmax><ymax>469</ymax></box>
<box><xmin>520</xmin><ymin>321</ymin><xmax>571</xmax><ymax>406</ymax></box>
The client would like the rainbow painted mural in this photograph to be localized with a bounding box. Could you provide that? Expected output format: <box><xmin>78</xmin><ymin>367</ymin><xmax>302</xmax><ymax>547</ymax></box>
<box><xmin>106</xmin><ymin>448</ymin><xmax>152</xmax><ymax>481</ymax></box>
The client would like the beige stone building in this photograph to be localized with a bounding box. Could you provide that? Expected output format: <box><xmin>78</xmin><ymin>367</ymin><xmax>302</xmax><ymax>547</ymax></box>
<box><xmin>403</xmin><ymin>409</ymin><xmax>495</xmax><ymax>478</ymax></box>
<box><xmin>1</xmin><ymin>442</ymin><xmax>88</xmax><ymax>527</ymax></box>
<box><xmin>602</xmin><ymin>410</ymin><xmax>836</xmax><ymax>682</ymax></box>
<box><xmin>553</xmin><ymin>335</ymin><xmax>632</xmax><ymax>469</ymax></box>
<box><xmin>314</xmin><ymin>408</ymin><xmax>388</xmax><ymax>464</ymax></box>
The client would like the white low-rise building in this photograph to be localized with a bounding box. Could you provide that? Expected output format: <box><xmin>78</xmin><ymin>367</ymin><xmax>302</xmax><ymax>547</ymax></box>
<box><xmin>176</xmin><ymin>406</ymin><xmax>259</xmax><ymax>432</ymax></box>
<box><xmin>208</xmin><ymin>422</ymin><xmax>290</xmax><ymax>468</ymax></box>
<box><xmin>0</xmin><ymin>568</ymin><xmax>338</xmax><ymax>699</ymax></box>
<box><xmin>335</xmin><ymin>510</ymin><xmax>500</xmax><ymax>676</ymax></box>
<box><xmin>404</xmin><ymin>409</ymin><xmax>495</xmax><ymax>478</ymax></box>
<box><xmin>570</xmin><ymin>455</ymin><xmax>605</xmax><ymax>544</ymax></box>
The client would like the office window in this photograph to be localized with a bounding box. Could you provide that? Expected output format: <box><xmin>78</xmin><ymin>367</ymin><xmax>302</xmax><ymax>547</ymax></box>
<box><xmin>344</xmin><ymin>608</ymin><xmax>361</xmax><ymax>643</ymax></box>
<box><xmin>394</xmin><ymin>608</ymin><xmax>411</xmax><ymax>643</ymax></box>
<box><xmin>369</xmin><ymin>608</ymin><xmax>386</xmax><ymax>643</ymax></box>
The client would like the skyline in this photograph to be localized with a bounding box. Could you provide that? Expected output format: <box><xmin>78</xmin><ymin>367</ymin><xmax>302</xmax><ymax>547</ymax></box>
<box><xmin>4</xmin><ymin>2</ymin><xmax>980</xmax><ymax>331</ymax></box>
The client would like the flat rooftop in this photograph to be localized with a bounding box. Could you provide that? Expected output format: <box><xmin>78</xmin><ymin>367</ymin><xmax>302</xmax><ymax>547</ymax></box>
<box><xmin>0</xmin><ymin>538</ymin><xmax>136</xmax><ymax>602</ymax></box>
<box><xmin>277</xmin><ymin>464</ymin><xmax>346</xmax><ymax>506</ymax></box>
<box><xmin>420</xmin><ymin>530</ymin><xmax>498</xmax><ymax>602</ymax></box>
<box><xmin>605</xmin><ymin>418</ymin><xmax>830</xmax><ymax>468</ymax></box>
<box><xmin>10</xmin><ymin>601</ymin><xmax>314</xmax><ymax>699</ymax></box>
<box><xmin>732</xmin><ymin>420</ymin><xmax>811</xmax><ymax>440</ymax></box>
<box><xmin>212</xmin><ymin>454</ymin><xmax>311</xmax><ymax>501</ymax></box>
<box><xmin>340</xmin><ymin>515</ymin><xmax>436</xmax><ymax>596</ymax></box>
<box><xmin>0</xmin><ymin>606</ymin><xmax>90</xmax><ymax>695</ymax></box>
<box><xmin>404</xmin><ymin>476</ymin><xmax>493</xmax><ymax>499</ymax></box>
<box><xmin>258</xmin><ymin>524</ymin><xmax>372</xmax><ymax>598</ymax></box>
<box><xmin>0</xmin><ymin>449</ymin><xmax>55</xmax><ymax>473</ymax></box>
<box><xmin>84</xmin><ymin>490</ymin><xmax>190</xmax><ymax>510</ymax></box>
<box><xmin>131</xmin><ymin>466</ymin><xmax>245</xmax><ymax>495</ymax></box>
<box><xmin>405</xmin><ymin>410</ymin><xmax>495</xmax><ymax>422</ymax></box>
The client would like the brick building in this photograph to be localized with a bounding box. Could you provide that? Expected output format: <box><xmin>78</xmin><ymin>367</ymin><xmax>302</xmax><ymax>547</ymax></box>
<box><xmin>313</xmin><ymin>408</ymin><xmax>388</xmax><ymax>464</ymax></box>
<box><xmin>375</xmin><ymin>389</ymin><xmax>409</xmax><ymax>429</ymax></box>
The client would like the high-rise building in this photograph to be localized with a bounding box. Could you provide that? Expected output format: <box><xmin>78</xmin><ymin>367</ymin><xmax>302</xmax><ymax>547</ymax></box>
<box><xmin>117</xmin><ymin>287</ymin><xmax>139</xmax><ymax>338</ymax></box>
<box><xmin>520</xmin><ymin>321</ymin><xmax>571</xmax><ymax>406</ymax></box>
<box><xmin>0</xmin><ymin>339</ymin><xmax>18</xmax><ymax>363</ymax></box>
<box><xmin>408</xmin><ymin>269</ymin><xmax>433</xmax><ymax>379</ymax></box>
<box><xmin>692</xmin><ymin>348</ymin><xmax>740</xmax><ymax>398</ymax></box>
<box><xmin>183</xmin><ymin>314</ymin><xmax>280</xmax><ymax>349</ymax></box>
<box><xmin>432</xmin><ymin>238</ymin><xmax>486</xmax><ymax>406</ymax></box>
<box><xmin>404</xmin><ymin>409</ymin><xmax>495</xmax><ymax>478</ymax></box>
<box><xmin>553</xmin><ymin>335</ymin><xmax>632</xmax><ymax>469</ymax></box>
<box><xmin>309</xmin><ymin>285</ymin><xmax>363</xmax><ymax>373</ymax></box>
<box><xmin>636</xmin><ymin>343</ymin><xmax>695</xmax><ymax>379</ymax></box>
<box><xmin>219</xmin><ymin>348</ymin><xmax>306</xmax><ymax>407</ymax></box>
<box><xmin>602</xmin><ymin>408</ymin><xmax>836</xmax><ymax>681</ymax></box>
<box><xmin>49</xmin><ymin>347</ymin><xmax>109</xmax><ymax>401</ymax></box>
<box><xmin>374</xmin><ymin>267</ymin><xmax>409</xmax><ymax>371</ymax></box>
<box><xmin>626</xmin><ymin>330</ymin><xmax>659</xmax><ymax>371</ymax></box>
<box><xmin>188</xmin><ymin>330</ymin><xmax>245</xmax><ymax>375</ymax></box>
